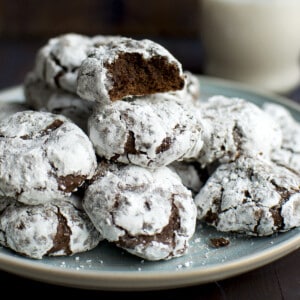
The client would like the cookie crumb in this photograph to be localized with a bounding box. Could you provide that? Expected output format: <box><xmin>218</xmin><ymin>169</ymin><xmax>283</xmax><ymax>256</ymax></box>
<box><xmin>210</xmin><ymin>237</ymin><xmax>230</xmax><ymax>248</ymax></box>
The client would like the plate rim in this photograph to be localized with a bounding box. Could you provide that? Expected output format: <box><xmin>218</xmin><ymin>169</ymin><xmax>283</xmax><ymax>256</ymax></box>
<box><xmin>0</xmin><ymin>228</ymin><xmax>299</xmax><ymax>291</ymax></box>
<box><xmin>0</xmin><ymin>76</ymin><xmax>300</xmax><ymax>291</ymax></box>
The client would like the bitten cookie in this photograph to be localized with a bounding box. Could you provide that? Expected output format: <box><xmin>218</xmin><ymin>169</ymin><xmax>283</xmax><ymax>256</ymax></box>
<box><xmin>34</xmin><ymin>33</ymin><xmax>120</xmax><ymax>93</ymax></box>
<box><xmin>0</xmin><ymin>111</ymin><xmax>97</xmax><ymax>205</ymax></box>
<box><xmin>88</xmin><ymin>93</ymin><xmax>203</xmax><ymax>168</ymax></box>
<box><xmin>197</xmin><ymin>96</ymin><xmax>282</xmax><ymax>168</ymax></box>
<box><xmin>263</xmin><ymin>102</ymin><xmax>300</xmax><ymax>173</ymax></box>
<box><xmin>194</xmin><ymin>156</ymin><xmax>300</xmax><ymax>236</ymax></box>
<box><xmin>24</xmin><ymin>72</ymin><xmax>94</xmax><ymax>133</ymax></box>
<box><xmin>83</xmin><ymin>161</ymin><xmax>197</xmax><ymax>261</ymax></box>
<box><xmin>0</xmin><ymin>197</ymin><xmax>102</xmax><ymax>259</ymax></box>
<box><xmin>77</xmin><ymin>37</ymin><xmax>185</xmax><ymax>103</ymax></box>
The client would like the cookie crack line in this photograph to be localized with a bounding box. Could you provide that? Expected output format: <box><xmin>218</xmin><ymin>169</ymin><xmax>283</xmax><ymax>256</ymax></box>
<box><xmin>232</xmin><ymin>123</ymin><xmax>242</xmax><ymax>159</ymax></box>
<box><xmin>112</xmin><ymin>194</ymin><xmax>182</xmax><ymax>257</ymax></box>
<box><xmin>20</xmin><ymin>119</ymin><xmax>64</xmax><ymax>140</ymax></box>
<box><xmin>270</xmin><ymin>179</ymin><xmax>298</xmax><ymax>203</ymax></box>
<box><xmin>47</xmin><ymin>206</ymin><xmax>72</xmax><ymax>256</ymax></box>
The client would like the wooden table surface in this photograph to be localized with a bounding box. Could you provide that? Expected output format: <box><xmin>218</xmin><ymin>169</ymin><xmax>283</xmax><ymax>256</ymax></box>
<box><xmin>0</xmin><ymin>38</ymin><xmax>300</xmax><ymax>299</ymax></box>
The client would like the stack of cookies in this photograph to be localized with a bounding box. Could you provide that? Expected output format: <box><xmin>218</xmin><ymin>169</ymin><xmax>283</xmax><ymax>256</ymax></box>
<box><xmin>1</xmin><ymin>33</ymin><xmax>300</xmax><ymax>262</ymax></box>
<box><xmin>0</xmin><ymin>110</ymin><xmax>103</xmax><ymax>259</ymax></box>
<box><xmin>0</xmin><ymin>33</ymin><xmax>203</xmax><ymax>261</ymax></box>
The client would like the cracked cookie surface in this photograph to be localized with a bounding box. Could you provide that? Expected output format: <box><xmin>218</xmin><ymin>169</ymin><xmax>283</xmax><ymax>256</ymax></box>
<box><xmin>197</xmin><ymin>96</ymin><xmax>282</xmax><ymax>168</ymax></box>
<box><xmin>263</xmin><ymin>102</ymin><xmax>300</xmax><ymax>174</ymax></box>
<box><xmin>194</xmin><ymin>156</ymin><xmax>300</xmax><ymax>236</ymax></box>
<box><xmin>0</xmin><ymin>110</ymin><xmax>97</xmax><ymax>205</ymax></box>
<box><xmin>83</xmin><ymin>161</ymin><xmax>197</xmax><ymax>261</ymax></box>
<box><xmin>34</xmin><ymin>33</ymin><xmax>120</xmax><ymax>94</ymax></box>
<box><xmin>88</xmin><ymin>93</ymin><xmax>203</xmax><ymax>168</ymax></box>
<box><xmin>0</xmin><ymin>196</ymin><xmax>102</xmax><ymax>259</ymax></box>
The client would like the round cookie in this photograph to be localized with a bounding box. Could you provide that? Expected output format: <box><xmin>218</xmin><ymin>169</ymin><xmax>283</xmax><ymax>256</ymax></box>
<box><xmin>88</xmin><ymin>93</ymin><xmax>203</xmax><ymax>168</ymax></box>
<box><xmin>24</xmin><ymin>72</ymin><xmax>95</xmax><ymax>133</ymax></box>
<box><xmin>197</xmin><ymin>96</ymin><xmax>282</xmax><ymax>168</ymax></box>
<box><xmin>77</xmin><ymin>37</ymin><xmax>185</xmax><ymax>103</ymax></box>
<box><xmin>0</xmin><ymin>196</ymin><xmax>102</xmax><ymax>259</ymax></box>
<box><xmin>194</xmin><ymin>156</ymin><xmax>300</xmax><ymax>236</ymax></box>
<box><xmin>0</xmin><ymin>102</ymin><xmax>29</xmax><ymax>122</ymax></box>
<box><xmin>263</xmin><ymin>102</ymin><xmax>300</xmax><ymax>173</ymax></box>
<box><xmin>83</xmin><ymin>161</ymin><xmax>197</xmax><ymax>261</ymax></box>
<box><xmin>0</xmin><ymin>110</ymin><xmax>97</xmax><ymax>205</ymax></box>
<box><xmin>34</xmin><ymin>33</ymin><xmax>120</xmax><ymax>94</ymax></box>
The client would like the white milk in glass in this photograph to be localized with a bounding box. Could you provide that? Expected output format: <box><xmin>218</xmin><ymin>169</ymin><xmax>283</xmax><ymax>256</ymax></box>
<box><xmin>199</xmin><ymin>0</ymin><xmax>300</xmax><ymax>94</ymax></box>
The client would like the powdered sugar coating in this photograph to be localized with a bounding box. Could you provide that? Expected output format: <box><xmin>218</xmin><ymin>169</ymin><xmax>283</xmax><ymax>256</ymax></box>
<box><xmin>34</xmin><ymin>33</ymin><xmax>120</xmax><ymax>93</ymax></box>
<box><xmin>77</xmin><ymin>37</ymin><xmax>184</xmax><ymax>102</ymax></box>
<box><xmin>263</xmin><ymin>102</ymin><xmax>300</xmax><ymax>173</ymax></box>
<box><xmin>83</xmin><ymin>161</ymin><xmax>197</xmax><ymax>261</ymax></box>
<box><xmin>195</xmin><ymin>156</ymin><xmax>300</xmax><ymax>236</ymax></box>
<box><xmin>197</xmin><ymin>96</ymin><xmax>282</xmax><ymax>168</ymax></box>
<box><xmin>0</xmin><ymin>197</ymin><xmax>102</xmax><ymax>259</ymax></box>
<box><xmin>0</xmin><ymin>111</ymin><xmax>97</xmax><ymax>205</ymax></box>
<box><xmin>24</xmin><ymin>72</ymin><xmax>94</xmax><ymax>133</ymax></box>
<box><xmin>88</xmin><ymin>93</ymin><xmax>203</xmax><ymax>168</ymax></box>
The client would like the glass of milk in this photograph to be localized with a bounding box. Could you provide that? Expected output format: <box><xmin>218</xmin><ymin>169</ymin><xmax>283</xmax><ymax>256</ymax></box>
<box><xmin>199</xmin><ymin>0</ymin><xmax>300</xmax><ymax>94</ymax></box>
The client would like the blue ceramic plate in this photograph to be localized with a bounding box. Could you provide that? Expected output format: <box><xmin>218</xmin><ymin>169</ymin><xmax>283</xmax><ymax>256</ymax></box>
<box><xmin>0</xmin><ymin>76</ymin><xmax>300</xmax><ymax>291</ymax></box>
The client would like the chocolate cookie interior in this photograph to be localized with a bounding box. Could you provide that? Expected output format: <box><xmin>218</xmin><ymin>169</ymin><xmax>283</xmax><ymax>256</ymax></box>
<box><xmin>106</xmin><ymin>53</ymin><xmax>185</xmax><ymax>101</ymax></box>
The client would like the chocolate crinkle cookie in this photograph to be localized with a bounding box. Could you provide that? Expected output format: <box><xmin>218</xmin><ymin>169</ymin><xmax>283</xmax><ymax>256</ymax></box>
<box><xmin>88</xmin><ymin>93</ymin><xmax>203</xmax><ymax>168</ymax></box>
<box><xmin>263</xmin><ymin>102</ymin><xmax>300</xmax><ymax>174</ymax></box>
<box><xmin>34</xmin><ymin>33</ymin><xmax>120</xmax><ymax>94</ymax></box>
<box><xmin>0</xmin><ymin>110</ymin><xmax>97</xmax><ymax>205</ymax></box>
<box><xmin>0</xmin><ymin>196</ymin><xmax>102</xmax><ymax>259</ymax></box>
<box><xmin>195</xmin><ymin>156</ymin><xmax>300</xmax><ymax>236</ymax></box>
<box><xmin>83</xmin><ymin>160</ymin><xmax>197</xmax><ymax>261</ymax></box>
<box><xmin>77</xmin><ymin>37</ymin><xmax>185</xmax><ymax>103</ymax></box>
<box><xmin>24</xmin><ymin>72</ymin><xmax>95</xmax><ymax>133</ymax></box>
<box><xmin>197</xmin><ymin>96</ymin><xmax>282</xmax><ymax>168</ymax></box>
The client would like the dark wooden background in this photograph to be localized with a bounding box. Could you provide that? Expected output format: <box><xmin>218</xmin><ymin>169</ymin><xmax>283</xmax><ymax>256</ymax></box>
<box><xmin>0</xmin><ymin>0</ymin><xmax>203</xmax><ymax>90</ymax></box>
<box><xmin>0</xmin><ymin>1</ymin><xmax>300</xmax><ymax>298</ymax></box>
